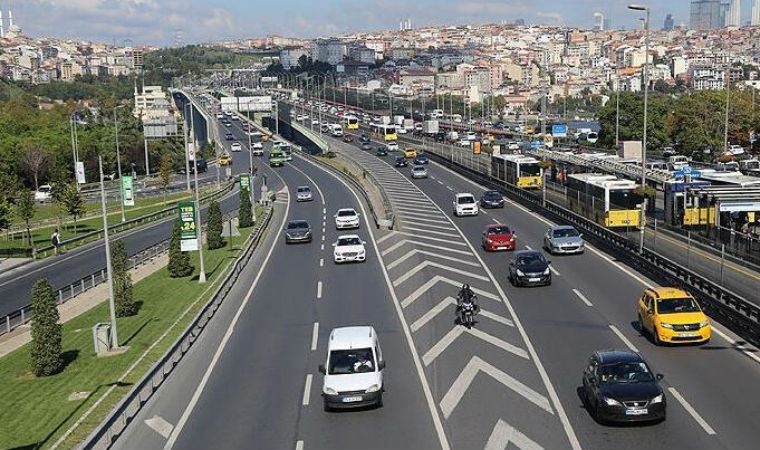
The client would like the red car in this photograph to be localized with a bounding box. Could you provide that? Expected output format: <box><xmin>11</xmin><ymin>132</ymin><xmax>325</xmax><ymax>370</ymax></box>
<box><xmin>482</xmin><ymin>224</ymin><xmax>516</xmax><ymax>251</ymax></box>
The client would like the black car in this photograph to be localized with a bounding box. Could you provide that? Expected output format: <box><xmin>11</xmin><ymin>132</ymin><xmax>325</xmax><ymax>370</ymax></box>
<box><xmin>413</xmin><ymin>154</ymin><xmax>429</xmax><ymax>165</ymax></box>
<box><xmin>224</xmin><ymin>132</ymin><xmax>234</xmax><ymax>141</ymax></box>
<box><xmin>361</xmin><ymin>142</ymin><xmax>372</xmax><ymax>150</ymax></box>
<box><xmin>582</xmin><ymin>350</ymin><xmax>666</xmax><ymax>424</ymax></box>
<box><xmin>508</xmin><ymin>250</ymin><xmax>551</xmax><ymax>286</ymax></box>
<box><xmin>394</xmin><ymin>156</ymin><xmax>407</xmax><ymax>167</ymax></box>
<box><xmin>480</xmin><ymin>190</ymin><xmax>505</xmax><ymax>208</ymax></box>
<box><xmin>376</xmin><ymin>147</ymin><xmax>388</xmax><ymax>157</ymax></box>
<box><xmin>360</xmin><ymin>134</ymin><xmax>370</xmax><ymax>143</ymax></box>
<box><xmin>434</xmin><ymin>132</ymin><xmax>446</xmax><ymax>142</ymax></box>
<box><xmin>284</xmin><ymin>220</ymin><xmax>312</xmax><ymax>244</ymax></box>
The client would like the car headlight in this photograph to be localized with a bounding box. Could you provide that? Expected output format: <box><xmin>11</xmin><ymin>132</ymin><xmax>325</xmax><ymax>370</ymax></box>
<box><xmin>510</xmin><ymin>236</ymin><xmax>515</xmax><ymax>241</ymax></box>
<box><xmin>660</xmin><ymin>322</ymin><xmax>673</xmax><ymax>329</ymax></box>
<box><xmin>543</xmin><ymin>268</ymin><xmax>551</xmax><ymax>275</ymax></box>
<box><xmin>324</xmin><ymin>387</ymin><xmax>338</xmax><ymax>395</ymax></box>
<box><xmin>603</xmin><ymin>396</ymin><xmax>621</xmax><ymax>406</ymax></box>
<box><xmin>651</xmin><ymin>394</ymin><xmax>664</xmax><ymax>404</ymax></box>
<box><xmin>516</xmin><ymin>269</ymin><xmax>525</xmax><ymax>276</ymax></box>
<box><xmin>365</xmin><ymin>384</ymin><xmax>380</xmax><ymax>393</ymax></box>
<box><xmin>699</xmin><ymin>320</ymin><xmax>710</xmax><ymax>328</ymax></box>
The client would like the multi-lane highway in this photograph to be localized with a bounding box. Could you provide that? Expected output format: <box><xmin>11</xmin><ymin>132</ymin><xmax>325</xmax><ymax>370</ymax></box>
<box><xmin>104</xmin><ymin>107</ymin><xmax>760</xmax><ymax>450</ymax></box>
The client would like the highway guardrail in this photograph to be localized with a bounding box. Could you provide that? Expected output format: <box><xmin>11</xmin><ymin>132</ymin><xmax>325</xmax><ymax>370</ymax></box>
<box><xmin>79</xmin><ymin>206</ymin><xmax>273</xmax><ymax>450</ymax></box>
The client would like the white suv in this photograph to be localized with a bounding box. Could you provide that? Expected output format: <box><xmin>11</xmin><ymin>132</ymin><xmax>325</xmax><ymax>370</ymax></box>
<box><xmin>453</xmin><ymin>193</ymin><xmax>479</xmax><ymax>217</ymax></box>
<box><xmin>319</xmin><ymin>326</ymin><xmax>385</xmax><ymax>411</ymax></box>
<box><xmin>334</xmin><ymin>208</ymin><xmax>360</xmax><ymax>229</ymax></box>
<box><xmin>251</xmin><ymin>141</ymin><xmax>264</xmax><ymax>155</ymax></box>
<box><xmin>332</xmin><ymin>234</ymin><xmax>366</xmax><ymax>263</ymax></box>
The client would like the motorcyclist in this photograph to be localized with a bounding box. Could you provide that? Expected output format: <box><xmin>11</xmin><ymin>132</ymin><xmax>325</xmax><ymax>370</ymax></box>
<box><xmin>456</xmin><ymin>283</ymin><xmax>480</xmax><ymax>323</ymax></box>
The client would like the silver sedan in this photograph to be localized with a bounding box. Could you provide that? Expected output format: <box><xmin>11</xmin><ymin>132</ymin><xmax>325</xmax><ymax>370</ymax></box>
<box><xmin>544</xmin><ymin>225</ymin><xmax>585</xmax><ymax>254</ymax></box>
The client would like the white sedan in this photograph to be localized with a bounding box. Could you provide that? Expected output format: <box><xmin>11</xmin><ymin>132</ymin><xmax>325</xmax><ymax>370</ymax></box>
<box><xmin>334</xmin><ymin>208</ymin><xmax>360</xmax><ymax>229</ymax></box>
<box><xmin>231</xmin><ymin>142</ymin><xmax>242</xmax><ymax>152</ymax></box>
<box><xmin>333</xmin><ymin>235</ymin><xmax>366</xmax><ymax>263</ymax></box>
<box><xmin>251</xmin><ymin>141</ymin><xmax>264</xmax><ymax>156</ymax></box>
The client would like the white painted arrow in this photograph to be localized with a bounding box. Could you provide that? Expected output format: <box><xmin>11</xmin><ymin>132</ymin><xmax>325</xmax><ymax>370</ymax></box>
<box><xmin>401</xmin><ymin>275</ymin><xmax>500</xmax><ymax>308</ymax></box>
<box><xmin>387</xmin><ymin>248</ymin><xmax>480</xmax><ymax>271</ymax></box>
<box><xmin>409</xmin><ymin>297</ymin><xmax>514</xmax><ymax>333</ymax></box>
<box><xmin>422</xmin><ymin>327</ymin><xmax>528</xmax><ymax>366</ymax></box>
<box><xmin>439</xmin><ymin>356</ymin><xmax>553</xmax><ymax>419</ymax></box>
<box><xmin>393</xmin><ymin>261</ymin><xmax>488</xmax><ymax>287</ymax></box>
<box><xmin>484</xmin><ymin>419</ymin><xmax>543</xmax><ymax>450</ymax></box>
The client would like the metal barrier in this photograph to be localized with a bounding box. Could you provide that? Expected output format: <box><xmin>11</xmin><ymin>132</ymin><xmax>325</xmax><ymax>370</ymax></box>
<box><xmin>79</xmin><ymin>206</ymin><xmax>272</xmax><ymax>449</ymax></box>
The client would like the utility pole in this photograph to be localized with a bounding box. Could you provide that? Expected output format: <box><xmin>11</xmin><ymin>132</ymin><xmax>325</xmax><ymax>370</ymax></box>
<box><xmin>114</xmin><ymin>105</ymin><xmax>126</xmax><ymax>222</ymax></box>
<box><xmin>99</xmin><ymin>156</ymin><xmax>120</xmax><ymax>350</ymax></box>
<box><xmin>192</xmin><ymin>129</ymin><xmax>206</xmax><ymax>284</ymax></box>
<box><xmin>724</xmin><ymin>57</ymin><xmax>731</xmax><ymax>154</ymax></box>
<box><xmin>183</xmin><ymin>103</ymin><xmax>191</xmax><ymax>191</ymax></box>
<box><xmin>615</xmin><ymin>87</ymin><xmax>620</xmax><ymax>147</ymax></box>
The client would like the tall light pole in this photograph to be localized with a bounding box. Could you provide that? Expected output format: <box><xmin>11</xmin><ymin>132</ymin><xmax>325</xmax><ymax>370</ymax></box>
<box><xmin>189</xmin><ymin>102</ymin><xmax>206</xmax><ymax>283</ymax></box>
<box><xmin>615</xmin><ymin>86</ymin><xmax>620</xmax><ymax>147</ymax></box>
<box><xmin>113</xmin><ymin>105</ymin><xmax>127</xmax><ymax>222</ymax></box>
<box><xmin>182</xmin><ymin>103</ymin><xmax>191</xmax><ymax>191</ymax></box>
<box><xmin>98</xmin><ymin>156</ymin><xmax>120</xmax><ymax>350</ymax></box>
<box><xmin>724</xmin><ymin>53</ymin><xmax>731</xmax><ymax>154</ymax></box>
<box><xmin>629</xmin><ymin>3</ymin><xmax>650</xmax><ymax>254</ymax></box>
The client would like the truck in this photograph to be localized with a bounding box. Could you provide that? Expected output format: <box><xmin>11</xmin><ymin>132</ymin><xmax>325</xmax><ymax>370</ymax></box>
<box><xmin>423</xmin><ymin>120</ymin><xmax>439</xmax><ymax>135</ymax></box>
<box><xmin>381</xmin><ymin>115</ymin><xmax>391</xmax><ymax>125</ymax></box>
<box><xmin>330</xmin><ymin>123</ymin><xmax>343</xmax><ymax>137</ymax></box>
<box><xmin>403</xmin><ymin>118</ymin><xmax>414</xmax><ymax>132</ymax></box>
<box><xmin>393</xmin><ymin>115</ymin><xmax>405</xmax><ymax>126</ymax></box>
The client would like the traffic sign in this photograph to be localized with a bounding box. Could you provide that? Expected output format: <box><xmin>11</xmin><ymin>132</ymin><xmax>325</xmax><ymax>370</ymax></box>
<box><xmin>551</xmin><ymin>124</ymin><xmax>568</xmax><ymax>138</ymax></box>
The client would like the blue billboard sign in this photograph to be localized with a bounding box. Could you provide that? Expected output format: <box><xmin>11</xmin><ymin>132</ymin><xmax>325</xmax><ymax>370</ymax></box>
<box><xmin>552</xmin><ymin>124</ymin><xmax>568</xmax><ymax>138</ymax></box>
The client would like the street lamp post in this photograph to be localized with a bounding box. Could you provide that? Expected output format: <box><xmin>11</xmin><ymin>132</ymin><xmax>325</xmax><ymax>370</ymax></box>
<box><xmin>98</xmin><ymin>155</ymin><xmax>120</xmax><ymax>350</ymax></box>
<box><xmin>615</xmin><ymin>86</ymin><xmax>620</xmax><ymax>147</ymax></box>
<box><xmin>724</xmin><ymin>53</ymin><xmax>731</xmax><ymax>154</ymax></box>
<box><xmin>114</xmin><ymin>105</ymin><xmax>127</xmax><ymax>222</ymax></box>
<box><xmin>629</xmin><ymin>3</ymin><xmax>650</xmax><ymax>254</ymax></box>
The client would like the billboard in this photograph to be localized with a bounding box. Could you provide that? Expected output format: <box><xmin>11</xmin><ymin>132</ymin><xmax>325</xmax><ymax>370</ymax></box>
<box><xmin>552</xmin><ymin>124</ymin><xmax>568</xmax><ymax>138</ymax></box>
<box><xmin>220</xmin><ymin>96</ymin><xmax>272</xmax><ymax>113</ymax></box>
<box><xmin>143</xmin><ymin>117</ymin><xmax>179</xmax><ymax>138</ymax></box>
<box><xmin>178</xmin><ymin>200</ymin><xmax>199</xmax><ymax>252</ymax></box>
<box><xmin>75</xmin><ymin>161</ymin><xmax>86</xmax><ymax>184</ymax></box>
<box><xmin>121</xmin><ymin>176</ymin><xmax>134</xmax><ymax>206</ymax></box>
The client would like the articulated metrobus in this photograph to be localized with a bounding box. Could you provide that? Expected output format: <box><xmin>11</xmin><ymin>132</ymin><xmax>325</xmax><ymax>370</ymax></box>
<box><xmin>567</xmin><ymin>173</ymin><xmax>644</xmax><ymax>228</ymax></box>
<box><xmin>343</xmin><ymin>115</ymin><xmax>359</xmax><ymax>130</ymax></box>
<box><xmin>370</xmin><ymin>123</ymin><xmax>398</xmax><ymax>141</ymax></box>
<box><xmin>491</xmin><ymin>154</ymin><xmax>542</xmax><ymax>189</ymax></box>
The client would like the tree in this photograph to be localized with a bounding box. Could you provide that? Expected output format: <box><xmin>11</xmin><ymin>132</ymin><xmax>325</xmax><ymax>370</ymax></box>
<box><xmin>15</xmin><ymin>190</ymin><xmax>35</xmax><ymax>247</ymax></box>
<box><xmin>21</xmin><ymin>143</ymin><xmax>49</xmax><ymax>190</ymax></box>
<box><xmin>206</xmin><ymin>200</ymin><xmax>224</xmax><ymax>249</ymax></box>
<box><xmin>168</xmin><ymin>218</ymin><xmax>194</xmax><ymax>278</ymax></box>
<box><xmin>111</xmin><ymin>240</ymin><xmax>138</xmax><ymax>317</ymax></box>
<box><xmin>30</xmin><ymin>278</ymin><xmax>63</xmax><ymax>376</ymax></box>
<box><xmin>159</xmin><ymin>152</ymin><xmax>173</xmax><ymax>204</ymax></box>
<box><xmin>597</xmin><ymin>91</ymin><xmax>670</xmax><ymax>151</ymax></box>
<box><xmin>0</xmin><ymin>196</ymin><xmax>9</xmax><ymax>236</ymax></box>
<box><xmin>238</xmin><ymin>187</ymin><xmax>253</xmax><ymax>228</ymax></box>
<box><xmin>60</xmin><ymin>183</ymin><xmax>85</xmax><ymax>235</ymax></box>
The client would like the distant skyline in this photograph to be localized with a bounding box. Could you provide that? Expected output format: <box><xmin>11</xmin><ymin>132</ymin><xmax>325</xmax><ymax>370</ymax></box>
<box><xmin>5</xmin><ymin>1</ymin><xmax>757</xmax><ymax>46</ymax></box>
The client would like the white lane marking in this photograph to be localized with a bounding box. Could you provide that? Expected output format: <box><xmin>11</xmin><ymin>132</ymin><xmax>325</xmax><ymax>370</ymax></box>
<box><xmin>163</xmin><ymin>178</ymin><xmax>291</xmax><ymax>450</ymax></box>
<box><xmin>294</xmin><ymin>153</ymin><xmax>452</xmax><ymax>450</ymax></box>
<box><xmin>316</xmin><ymin>281</ymin><xmax>323</xmax><ymax>299</ymax></box>
<box><xmin>323</xmin><ymin>208</ymin><xmax>326</xmax><ymax>214</ymax></box>
<box><xmin>376</xmin><ymin>231</ymin><xmax>397</xmax><ymax>245</ymax></box>
<box><xmin>422</xmin><ymin>327</ymin><xmax>528</xmax><ymax>366</ymax></box>
<box><xmin>302</xmin><ymin>374</ymin><xmax>313</xmax><ymax>406</ymax></box>
<box><xmin>401</xmin><ymin>274</ymin><xmax>501</xmax><ymax>309</ymax></box>
<box><xmin>398</xmin><ymin>219</ymin><xmax>457</xmax><ymax>231</ymax></box>
<box><xmin>322</xmin><ymin>226</ymin><xmax>326</xmax><ymax>233</ymax></box>
<box><xmin>525</xmin><ymin>245</ymin><xmax>533</xmax><ymax>250</ymax></box>
<box><xmin>484</xmin><ymin>419</ymin><xmax>543</xmax><ymax>450</ymax></box>
<box><xmin>492</xmin><ymin>218</ymin><xmax>501</xmax><ymax>224</ymax></box>
<box><xmin>439</xmin><ymin>356</ymin><xmax>553</xmax><ymax>419</ymax></box>
<box><xmin>393</xmin><ymin>207</ymin><xmax>446</xmax><ymax>219</ymax></box>
<box><xmin>295</xmin><ymin>440</ymin><xmax>304</xmax><ymax>450</ymax></box>
<box><xmin>386</xmin><ymin>249</ymin><xmax>480</xmax><ymax>271</ymax></box>
<box><xmin>549</xmin><ymin>265</ymin><xmax>560</xmax><ymax>276</ymax></box>
<box><xmin>319</xmin><ymin>258</ymin><xmax>324</xmax><ymax>267</ymax></box>
<box><xmin>608</xmin><ymin>324</ymin><xmax>639</xmax><ymax>352</ymax></box>
<box><xmin>381</xmin><ymin>239</ymin><xmax>473</xmax><ymax>257</ymax></box>
<box><xmin>572</xmin><ymin>289</ymin><xmax>593</xmax><ymax>307</ymax></box>
<box><xmin>437</xmin><ymin>180</ymin><xmax>444</xmax><ymax>185</ymax></box>
<box><xmin>668</xmin><ymin>387</ymin><xmax>717</xmax><ymax>435</ymax></box>
<box><xmin>481</xmin><ymin>210</ymin><xmax>489</xmax><ymax>216</ymax></box>
<box><xmin>710</xmin><ymin>327</ymin><xmax>760</xmax><ymax>365</ymax></box>
<box><xmin>311</xmin><ymin>322</ymin><xmax>319</xmax><ymax>351</ymax></box>
<box><xmin>321</xmin><ymin>235</ymin><xmax>325</xmax><ymax>241</ymax></box>
<box><xmin>446</xmin><ymin>186</ymin><xmax>454</xmax><ymax>191</ymax></box>
<box><xmin>394</xmin><ymin>231</ymin><xmax>470</xmax><ymax>246</ymax></box>
<box><xmin>320</xmin><ymin>243</ymin><xmax>324</xmax><ymax>251</ymax></box>
<box><xmin>395</xmin><ymin>214</ymin><xmax>452</xmax><ymax>225</ymax></box>
<box><xmin>409</xmin><ymin>297</ymin><xmax>519</xmax><ymax>333</ymax></box>
<box><xmin>392</xmin><ymin>199</ymin><xmax>441</xmax><ymax>210</ymax></box>
<box><xmin>402</xmin><ymin>226</ymin><xmax>460</xmax><ymax>238</ymax></box>
<box><xmin>393</xmin><ymin>261</ymin><xmax>489</xmax><ymax>287</ymax></box>
<box><xmin>145</xmin><ymin>415</ymin><xmax>174</xmax><ymax>439</ymax></box>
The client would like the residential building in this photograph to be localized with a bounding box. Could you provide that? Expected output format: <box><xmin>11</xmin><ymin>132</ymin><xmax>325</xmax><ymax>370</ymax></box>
<box><xmin>280</xmin><ymin>47</ymin><xmax>309</xmax><ymax>70</ymax></box>
<box><xmin>312</xmin><ymin>39</ymin><xmax>346</xmax><ymax>65</ymax></box>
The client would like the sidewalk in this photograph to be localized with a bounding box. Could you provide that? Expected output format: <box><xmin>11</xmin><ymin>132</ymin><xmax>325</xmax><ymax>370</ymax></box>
<box><xmin>0</xmin><ymin>257</ymin><xmax>33</xmax><ymax>274</ymax></box>
<box><xmin>0</xmin><ymin>253</ymin><xmax>168</xmax><ymax>358</ymax></box>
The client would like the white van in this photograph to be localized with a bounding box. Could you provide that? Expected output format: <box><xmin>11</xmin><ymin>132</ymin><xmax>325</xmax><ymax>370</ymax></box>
<box><xmin>319</xmin><ymin>326</ymin><xmax>385</xmax><ymax>411</ymax></box>
<box><xmin>330</xmin><ymin>123</ymin><xmax>344</xmax><ymax>137</ymax></box>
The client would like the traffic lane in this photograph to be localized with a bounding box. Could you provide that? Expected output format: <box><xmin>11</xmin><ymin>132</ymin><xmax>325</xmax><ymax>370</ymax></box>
<box><xmin>288</xmin><ymin>155</ymin><xmax>442</xmax><ymax>450</ymax></box>
<box><xmin>168</xmin><ymin>159</ymin><xmax>320</xmax><ymax>450</ymax></box>
<box><xmin>111</xmin><ymin>191</ymin><xmax>291</xmax><ymax>450</ymax></box>
<box><xmin>404</xmin><ymin>163</ymin><xmax>722</xmax><ymax>449</ymax></box>
<box><xmin>424</xmin><ymin>160</ymin><xmax>757</xmax><ymax>448</ymax></box>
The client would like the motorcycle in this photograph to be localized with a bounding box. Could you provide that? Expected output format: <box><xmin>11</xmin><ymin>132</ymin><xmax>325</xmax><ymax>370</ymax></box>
<box><xmin>456</xmin><ymin>284</ymin><xmax>479</xmax><ymax>329</ymax></box>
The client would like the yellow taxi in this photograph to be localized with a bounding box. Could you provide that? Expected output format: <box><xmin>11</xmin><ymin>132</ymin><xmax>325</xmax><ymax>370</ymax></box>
<box><xmin>403</xmin><ymin>148</ymin><xmax>417</xmax><ymax>159</ymax></box>
<box><xmin>261</xmin><ymin>134</ymin><xmax>269</xmax><ymax>142</ymax></box>
<box><xmin>218</xmin><ymin>153</ymin><xmax>232</xmax><ymax>166</ymax></box>
<box><xmin>637</xmin><ymin>287</ymin><xmax>711</xmax><ymax>345</ymax></box>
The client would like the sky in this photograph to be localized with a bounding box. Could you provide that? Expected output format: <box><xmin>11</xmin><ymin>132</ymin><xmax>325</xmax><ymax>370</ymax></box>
<box><xmin>3</xmin><ymin>1</ymin><xmax>754</xmax><ymax>46</ymax></box>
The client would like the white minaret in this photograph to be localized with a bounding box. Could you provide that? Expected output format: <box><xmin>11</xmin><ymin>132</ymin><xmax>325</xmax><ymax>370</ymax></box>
<box><xmin>7</xmin><ymin>6</ymin><xmax>12</xmax><ymax>30</ymax></box>
<box><xmin>0</xmin><ymin>9</ymin><xmax>5</xmax><ymax>39</ymax></box>
<box><xmin>753</xmin><ymin>0</ymin><xmax>760</xmax><ymax>25</ymax></box>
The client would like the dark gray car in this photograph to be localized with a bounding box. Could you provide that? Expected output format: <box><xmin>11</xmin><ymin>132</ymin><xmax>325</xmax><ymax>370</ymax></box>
<box><xmin>284</xmin><ymin>220</ymin><xmax>312</xmax><ymax>244</ymax></box>
<box><xmin>544</xmin><ymin>225</ymin><xmax>584</xmax><ymax>254</ymax></box>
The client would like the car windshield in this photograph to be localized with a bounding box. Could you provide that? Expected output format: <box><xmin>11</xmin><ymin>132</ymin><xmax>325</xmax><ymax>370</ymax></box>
<box><xmin>657</xmin><ymin>297</ymin><xmax>701</xmax><ymax>314</ymax></box>
<box><xmin>516</xmin><ymin>253</ymin><xmax>545</xmax><ymax>266</ymax></box>
<box><xmin>413</xmin><ymin>167</ymin><xmax>425</xmax><ymax>172</ymax></box>
<box><xmin>287</xmin><ymin>221</ymin><xmax>309</xmax><ymax>230</ymax></box>
<box><xmin>337</xmin><ymin>237</ymin><xmax>362</xmax><ymax>246</ymax></box>
<box><xmin>483</xmin><ymin>191</ymin><xmax>501</xmax><ymax>199</ymax></box>
<box><xmin>599</xmin><ymin>362</ymin><xmax>654</xmax><ymax>384</ymax></box>
<box><xmin>488</xmin><ymin>226</ymin><xmax>511</xmax><ymax>235</ymax></box>
<box><xmin>337</xmin><ymin>210</ymin><xmax>356</xmax><ymax>217</ymax></box>
<box><xmin>297</xmin><ymin>187</ymin><xmax>310</xmax><ymax>193</ymax></box>
<box><xmin>328</xmin><ymin>348</ymin><xmax>375</xmax><ymax>375</ymax></box>
<box><xmin>457</xmin><ymin>196</ymin><xmax>475</xmax><ymax>204</ymax></box>
<box><xmin>553</xmin><ymin>228</ymin><xmax>580</xmax><ymax>238</ymax></box>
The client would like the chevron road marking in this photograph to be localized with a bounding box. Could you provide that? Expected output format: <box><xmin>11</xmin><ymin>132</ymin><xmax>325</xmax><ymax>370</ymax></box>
<box><xmin>381</xmin><ymin>239</ymin><xmax>473</xmax><ymax>257</ymax></box>
<box><xmin>394</xmin><ymin>213</ymin><xmax>452</xmax><ymax>225</ymax></box>
<box><xmin>393</xmin><ymin>202</ymin><xmax>443</xmax><ymax>213</ymax></box>
<box><xmin>376</xmin><ymin>231</ymin><xmax>398</xmax><ymax>245</ymax></box>
<box><xmin>387</xmin><ymin>248</ymin><xmax>480</xmax><ymax>271</ymax></box>
<box><xmin>398</xmin><ymin>220</ymin><xmax>457</xmax><ymax>231</ymax></box>
<box><xmin>393</xmin><ymin>261</ymin><xmax>489</xmax><ymax>287</ymax></box>
<box><xmin>391</xmin><ymin>197</ymin><xmax>440</xmax><ymax>208</ymax></box>
<box><xmin>394</xmin><ymin>231</ymin><xmax>469</xmax><ymax>246</ymax></box>
<box><xmin>389</xmin><ymin>192</ymin><xmax>425</xmax><ymax>201</ymax></box>
<box><xmin>402</xmin><ymin>226</ymin><xmax>460</xmax><ymax>238</ymax></box>
<box><xmin>484</xmin><ymin>419</ymin><xmax>543</xmax><ymax>450</ymax></box>
<box><xmin>394</xmin><ymin>207</ymin><xmax>447</xmax><ymax>219</ymax></box>
<box><xmin>422</xmin><ymin>326</ymin><xmax>528</xmax><ymax>366</ymax></box>
<box><xmin>145</xmin><ymin>415</ymin><xmax>174</xmax><ymax>439</ymax></box>
<box><xmin>401</xmin><ymin>275</ymin><xmax>500</xmax><ymax>308</ymax></box>
<box><xmin>439</xmin><ymin>356</ymin><xmax>553</xmax><ymax>419</ymax></box>
<box><xmin>409</xmin><ymin>297</ymin><xmax>514</xmax><ymax>333</ymax></box>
